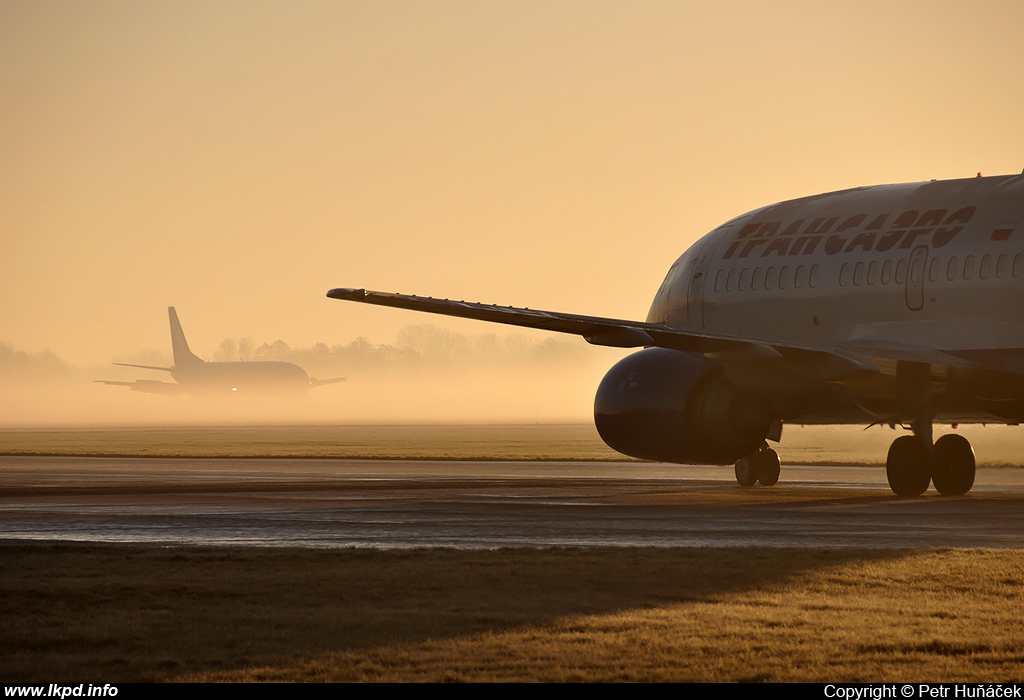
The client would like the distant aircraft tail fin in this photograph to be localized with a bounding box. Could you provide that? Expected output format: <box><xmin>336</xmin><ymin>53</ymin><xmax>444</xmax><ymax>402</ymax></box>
<box><xmin>169</xmin><ymin>307</ymin><xmax>204</xmax><ymax>367</ymax></box>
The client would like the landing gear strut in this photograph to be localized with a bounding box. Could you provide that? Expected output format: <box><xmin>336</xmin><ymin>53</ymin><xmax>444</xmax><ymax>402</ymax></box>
<box><xmin>734</xmin><ymin>443</ymin><xmax>781</xmax><ymax>487</ymax></box>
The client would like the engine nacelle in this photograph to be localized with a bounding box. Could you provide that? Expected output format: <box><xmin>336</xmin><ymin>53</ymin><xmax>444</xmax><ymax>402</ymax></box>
<box><xmin>594</xmin><ymin>347</ymin><xmax>771</xmax><ymax>465</ymax></box>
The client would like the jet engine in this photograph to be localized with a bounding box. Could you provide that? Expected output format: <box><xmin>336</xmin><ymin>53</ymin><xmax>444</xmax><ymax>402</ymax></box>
<box><xmin>594</xmin><ymin>347</ymin><xmax>771</xmax><ymax>464</ymax></box>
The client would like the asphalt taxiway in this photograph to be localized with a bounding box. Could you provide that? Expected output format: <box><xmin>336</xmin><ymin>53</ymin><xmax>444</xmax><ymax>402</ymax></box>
<box><xmin>2</xmin><ymin>455</ymin><xmax>1024</xmax><ymax>548</ymax></box>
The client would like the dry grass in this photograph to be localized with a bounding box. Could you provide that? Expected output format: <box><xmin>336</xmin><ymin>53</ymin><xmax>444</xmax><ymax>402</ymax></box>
<box><xmin>5</xmin><ymin>424</ymin><xmax>1023</xmax><ymax>467</ymax></box>
<box><xmin>4</xmin><ymin>545</ymin><xmax>1024</xmax><ymax>682</ymax></box>
<box><xmin>0</xmin><ymin>424</ymin><xmax>626</xmax><ymax>461</ymax></box>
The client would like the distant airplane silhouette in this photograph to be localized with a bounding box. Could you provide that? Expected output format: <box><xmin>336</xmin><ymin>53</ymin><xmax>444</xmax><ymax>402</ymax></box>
<box><xmin>97</xmin><ymin>307</ymin><xmax>344</xmax><ymax>396</ymax></box>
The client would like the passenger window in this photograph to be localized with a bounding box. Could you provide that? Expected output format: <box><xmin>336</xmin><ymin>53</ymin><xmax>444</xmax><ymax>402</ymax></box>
<box><xmin>779</xmin><ymin>266</ymin><xmax>790</xmax><ymax>289</ymax></box>
<box><xmin>947</xmin><ymin>256</ymin><xmax>958</xmax><ymax>281</ymax></box>
<box><xmin>739</xmin><ymin>268</ymin><xmax>750</xmax><ymax>291</ymax></box>
<box><xmin>881</xmin><ymin>260</ymin><xmax>892</xmax><ymax>284</ymax></box>
<box><xmin>839</xmin><ymin>263</ymin><xmax>850</xmax><ymax>287</ymax></box>
<box><xmin>765</xmin><ymin>267</ymin><xmax>776</xmax><ymax>290</ymax></box>
<box><xmin>1014</xmin><ymin>254</ymin><xmax>1024</xmax><ymax>278</ymax></box>
<box><xmin>714</xmin><ymin>270</ymin><xmax>724</xmax><ymax>292</ymax></box>
<box><xmin>866</xmin><ymin>261</ymin><xmax>878</xmax><ymax>285</ymax></box>
<box><xmin>794</xmin><ymin>265</ymin><xmax>805</xmax><ymax>289</ymax></box>
<box><xmin>809</xmin><ymin>265</ymin><xmax>819</xmax><ymax>288</ymax></box>
<box><xmin>997</xmin><ymin>254</ymin><xmax>1008</xmax><ymax>279</ymax></box>
<box><xmin>751</xmin><ymin>267</ymin><xmax>763</xmax><ymax>291</ymax></box>
<box><xmin>853</xmin><ymin>262</ymin><xmax>864</xmax><ymax>286</ymax></box>
<box><xmin>963</xmin><ymin>255</ymin><xmax>975</xmax><ymax>280</ymax></box>
<box><xmin>928</xmin><ymin>257</ymin><xmax>940</xmax><ymax>282</ymax></box>
<box><xmin>895</xmin><ymin>259</ymin><xmax>907</xmax><ymax>284</ymax></box>
<box><xmin>980</xmin><ymin>254</ymin><xmax>991</xmax><ymax>280</ymax></box>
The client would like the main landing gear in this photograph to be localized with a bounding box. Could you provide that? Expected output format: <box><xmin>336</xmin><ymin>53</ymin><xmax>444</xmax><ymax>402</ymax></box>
<box><xmin>886</xmin><ymin>432</ymin><xmax>975</xmax><ymax>497</ymax></box>
<box><xmin>734</xmin><ymin>442</ymin><xmax>781</xmax><ymax>487</ymax></box>
<box><xmin>884</xmin><ymin>361</ymin><xmax>976</xmax><ymax>496</ymax></box>
<box><xmin>733</xmin><ymin>431</ymin><xmax>976</xmax><ymax>496</ymax></box>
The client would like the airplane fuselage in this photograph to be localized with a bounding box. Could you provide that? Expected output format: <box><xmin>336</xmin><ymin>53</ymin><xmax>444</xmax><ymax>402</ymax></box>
<box><xmin>650</xmin><ymin>176</ymin><xmax>1024</xmax><ymax>347</ymax></box>
<box><xmin>646</xmin><ymin>175</ymin><xmax>1024</xmax><ymax>425</ymax></box>
<box><xmin>170</xmin><ymin>360</ymin><xmax>311</xmax><ymax>394</ymax></box>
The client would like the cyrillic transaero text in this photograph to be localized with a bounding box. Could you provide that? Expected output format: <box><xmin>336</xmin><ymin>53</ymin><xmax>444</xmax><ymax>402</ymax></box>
<box><xmin>724</xmin><ymin>207</ymin><xmax>977</xmax><ymax>260</ymax></box>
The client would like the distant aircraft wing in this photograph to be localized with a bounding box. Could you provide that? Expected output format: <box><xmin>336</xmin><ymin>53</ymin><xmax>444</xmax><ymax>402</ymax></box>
<box><xmin>326</xmin><ymin>288</ymin><xmax>879</xmax><ymax>381</ymax></box>
<box><xmin>95</xmin><ymin>379</ymin><xmax>186</xmax><ymax>396</ymax></box>
<box><xmin>309</xmin><ymin>376</ymin><xmax>346</xmax><ymax>388</ymax></box>
<box><xmin>113</xmin><ymin>362</ymin><xmax>173</xmax><ymax>372</ymax></box>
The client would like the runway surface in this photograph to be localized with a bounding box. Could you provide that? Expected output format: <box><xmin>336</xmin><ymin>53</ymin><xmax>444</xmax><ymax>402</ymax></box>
<box><xmin>3</xmin><ymin>455</ymin><xmax>1024</xmax><ymax>548</ymax></box>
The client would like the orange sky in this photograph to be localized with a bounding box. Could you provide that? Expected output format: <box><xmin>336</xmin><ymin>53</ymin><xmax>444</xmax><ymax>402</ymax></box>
<box><xmin>2</xmin><ymin>0</ymin><xmax>1023</xmax><ymax>366</ymax></box>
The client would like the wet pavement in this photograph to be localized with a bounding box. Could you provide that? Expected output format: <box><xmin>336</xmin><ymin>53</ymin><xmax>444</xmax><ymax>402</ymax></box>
<box><xmin>2</xmin><ymin>456</ymin><xmax>1024</xmax><ymax>548</ymax></box>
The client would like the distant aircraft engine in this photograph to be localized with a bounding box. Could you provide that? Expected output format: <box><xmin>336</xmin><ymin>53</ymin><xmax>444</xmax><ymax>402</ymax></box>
<box><xmin>594</xmin><ymin>348</ymin><xmax>771</xmax><ymax>465</ymax></box>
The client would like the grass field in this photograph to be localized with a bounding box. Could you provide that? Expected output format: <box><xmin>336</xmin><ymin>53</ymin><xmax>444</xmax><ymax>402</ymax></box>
<box><xmin>4</xmin><ymin>423</ymin><xmax>1024</xmax><ymax>466</ymax></box>
<box><xmin>4</xmin><ymin>425</ymin><xmax>1024</xmax><ymax>682</ymax></box>
<box><xmin>0</xmin><ymin>424</ymin><xmax>626</xmax><ymax>461</ymax></box>
<box><xmin>4</xmin><ymin>545</ymin><xmax>1024</xmax><ymax>682</ymax></box>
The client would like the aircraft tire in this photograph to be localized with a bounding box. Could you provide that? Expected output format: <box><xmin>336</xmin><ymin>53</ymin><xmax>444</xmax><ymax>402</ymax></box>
<box><xmin>757</xmin><ymin>448</ymin><xmax>781</xmax><ymax>486</ymax></box>
<box><xmin>886</xmin><ymin>435</ymin><xmax>931</xmax><ymax>496</ymax></box>
<box><xmin>931</xmin><ymin>434</ymin><xmax>976</xmax><ymax>496</ymax></box>
<box><xmin>734</xmin><ymin>457</ymin><xmax>758</xmax><ymax>487</ymax></box>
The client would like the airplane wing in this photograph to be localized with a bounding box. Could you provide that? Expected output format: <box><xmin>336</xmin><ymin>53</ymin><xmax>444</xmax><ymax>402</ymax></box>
<box><xmin>309</xmin><ymin>376</ymin><xmax>346</xmax><ymax>388</ymax></box>
<box><xmin>326</xmin><ymin>288</ymin><xmax>880</xmax><ymax>381</ymax></box>
<box><xmin>94</xmin><ymin>379</ymin><xmax>186</xmax><ymax>396</ymax></box>
<box><xmin>113</xmin><ymin>362</ymin><xmax>173</xmax><ymax>372</ymax></box>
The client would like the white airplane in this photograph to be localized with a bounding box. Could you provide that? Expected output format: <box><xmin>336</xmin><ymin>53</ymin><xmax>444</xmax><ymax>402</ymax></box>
<box><xmin>97</xmin><ymin>307</ymin><xmax>345</xmax><ymax>395</ymax></box>
<box><xmin>328</xmin><ymin>172</ymin><xmax>1024</xmax><ymax>496</ymax></box>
